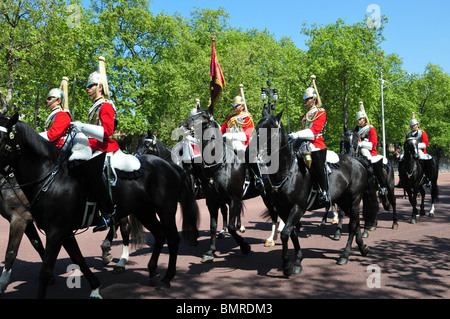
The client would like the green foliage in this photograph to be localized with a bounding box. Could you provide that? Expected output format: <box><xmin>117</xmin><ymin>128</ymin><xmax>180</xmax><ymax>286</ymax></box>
<box><xmin>0</xmin><ymin>1</ymin><xmax>448</xmax><ymax>156</ymax></box>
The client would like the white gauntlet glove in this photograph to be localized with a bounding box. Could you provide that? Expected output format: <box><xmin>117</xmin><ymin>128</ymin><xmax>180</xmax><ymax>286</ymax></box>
<box><xmin>71</xmin><ymin>122</ymin><xmax>104</xmax><ymax>142</ymax></box>
<box><xmin>289</xmin><ymin>129</ymin><xmax>314</xmax><ymax>141</ymax></box>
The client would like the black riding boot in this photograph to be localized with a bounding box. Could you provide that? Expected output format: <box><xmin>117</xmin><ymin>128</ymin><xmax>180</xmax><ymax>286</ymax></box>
<box><xmin>79</xmin><ymin>152</ymin><xmax>116</xmax><ymax>232</ymax></box>
<box><xmin>310</xmin><ymin>148</ymin><xmax>329</xmax><ymax>204</ymax></box>
<box><xmin>372</xmin><ymin>160</ymin><xmax>388</xmax><ymax>196</ymax></box>
<box><xmin>420</xmin><ymin>159</ymin><xmax>433</xmax><ymax>187</ymax></box>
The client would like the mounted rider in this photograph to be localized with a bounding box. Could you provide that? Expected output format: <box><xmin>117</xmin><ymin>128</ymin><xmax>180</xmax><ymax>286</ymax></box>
<box><xmin>289</xmin><ymin>75</ymin><xmax>329</xmax><ymax>204</ymax></box>
<box><xmin>406</xmin><ymin>112</ymin><xmax>433</xmax><ymax>186</ymax></box>
<box><xmin>71</xmin><ymin>56</ymin><xmax>118</xmax><ymax>232</ymax></box>
<box><xmin>39</xmin><ymin>77</ymin><xmax>72</xmax><ymax>149</ymax></box>
<box><xmin>220</xmin><ymin>91</ymin><xmax>265</xmax><ymax>193</ymax></box>
<box><xmin>355</xmin><ymin>101</ymin><xmax>388</xmax><ymax>196</ymax></box>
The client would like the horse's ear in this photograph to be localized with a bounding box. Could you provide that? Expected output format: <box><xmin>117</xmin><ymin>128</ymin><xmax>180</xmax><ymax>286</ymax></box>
<box><xmin>275</xmin><ymin>110</ymin><xmax>284</xmax><ymax>122</ymax></box>
<box><xmin>11</xmin><ymin>113</ymin><xmax>19</xmax><ymax>126</ymax></box>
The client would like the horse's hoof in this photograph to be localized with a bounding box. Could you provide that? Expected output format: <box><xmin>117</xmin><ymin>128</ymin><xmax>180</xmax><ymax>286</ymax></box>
<box><xmin>293</xmin><ymin>265</ymin><xmax>303</xmax><ymax>274</ymax></box>
<box><xmin>283</xmin><ymin>266</ymin><xmax>293</xmax><ymax>278</ymax></box>
<box><xmin>332</xmin><ymin>233</ymin><xmax>341</xmax><ymax>241</ymax></box>
<box><xmin>362</xmin><ymin>230</ymin><xmax>369</xmax><ymax>238</ymax></box>
<box><xmin>319</xmin><ymin>221</ymin><xmax>327</xmax><ymax>228</ymax></box>
<box><xmin>410</xmin><ymin>218</ymin><xmax>417</xmax><ymax>224</ymax></box>
<box><xmin>240</xmin><ymin>242</ymin><xmax>251</xmax><ymax>255</ymax></box>
<box><xmin>217</xmin><ymin>231</ymin><xmax>226</xmax><ymax>239</ymax></box>
<box><xmin>264</xmin><ymin>239</ymin><xmax>275</xmax><ymax>247</ymax></box>
<box><xmin>201</xmin><ymin>254</ymin><xmax>214</xmax><ymax>263</ymax></box>
<box><xmin>392</xmin><ymin>223</ymin><xmax>399</xmax><ymax>230</ymax></box>
<box><xmin>336</xmin><ymin>257</ymin><xmax>348</xmax><ymax>265</ymax></box>
<box><xmin>156</xmin><ymin>280</ymin><xmax>171</xmax><ymax>290</ymax></box>
<box><xmin>429</xmin><ymin>212</ymin><xmax>435</xmax><ymax>218</ymax></box>
<box><xmin>331</xmin><ymin>219</ymin><xmax>339</xmax><ymax>225</ymax></box>
<box><xmin>149</xmin><ymin>273</ymin><xmax>161</xmax><ymax>287</ymax></box>
<box><xmin>113</xmin><ymin>266</ymin><xmax>125</xmax><ymax>274</ymax></box>
<box><xmin>239</xmin><ymin>226</ymin><xmax>246</xmax><ymax>233</ymax></box>
<box><xmin>360</xmin><ymin>245</ymin><xmax>369</xmax><ymax>257</ymax></box>
<box><xmin>102</xmin><ymin>254</ymin><xmax>113</xmax><ymax>266</ymax></box>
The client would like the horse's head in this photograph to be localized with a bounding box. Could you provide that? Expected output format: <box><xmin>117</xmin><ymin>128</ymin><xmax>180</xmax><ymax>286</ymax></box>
<box><xmin>255</xmin><ymin>110</ymin><xmax>285</xmax><ymax>146</ymax></box>
<box><xmin>404</xmin><ymin>137</ymin><xmax>419</xmax><ymax>159</ymax></box>
<box><xmin>0</xmin><ymin>113</ymin><xmax>20</xmax><ymax>170</ymax></box>
<box><xmin>340</xmin><ymin>129</ymin><xmax>359</xmax><ymax>156</ymax></box>
<box><xmin>136</xmin><ymin>130</ymin><xmax>159</xmax><ymax>156</ymax></box>
<box><xmin>181</xmin><ymin>108</ymin><xmax>220</xmax><ymax>143</ymax></box>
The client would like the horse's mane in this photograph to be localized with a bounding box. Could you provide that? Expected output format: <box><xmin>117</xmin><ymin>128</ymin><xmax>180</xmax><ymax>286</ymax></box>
<box><xmin>16</xmin><ymin>120</ymin><xmax>62</xmax><ymax>162</ymax></box>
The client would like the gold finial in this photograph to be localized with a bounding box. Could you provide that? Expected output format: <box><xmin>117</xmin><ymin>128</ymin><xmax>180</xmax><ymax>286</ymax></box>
<box><xmin>211</xmin><ymin>32</ymin><xmax>216</xmax><ymax>42</ymax></box>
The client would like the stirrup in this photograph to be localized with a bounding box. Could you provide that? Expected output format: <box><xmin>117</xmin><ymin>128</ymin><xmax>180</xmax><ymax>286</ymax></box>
<box><xmin>255</xmin><ymin>178</ymin><xmax>265</xmax><ymax>196</ymax></box>
<box><xmin>93</xmin><ymin>216</ymin><xmax>110</xmax><ymax>232</ymax></box>
<box><xmin>93</xmin><ymin>211</ymin><xmax>117</xmax><ymax>233</ymax></box>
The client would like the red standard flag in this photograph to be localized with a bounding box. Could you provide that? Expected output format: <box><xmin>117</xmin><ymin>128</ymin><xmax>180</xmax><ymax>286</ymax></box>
<box><xmin>209</xmin><ymin>36</ymin><xmax>226</xmax><ymax>107</ymax></box>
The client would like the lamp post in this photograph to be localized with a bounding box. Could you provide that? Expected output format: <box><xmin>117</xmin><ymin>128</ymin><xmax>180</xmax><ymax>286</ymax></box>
<box><xmin>380</xmin><ymin>72</ymin><xmax>411</xmax><ymax>156</ymax></box>
<box><xmin>261</xmin><ymin>80</ymin><xmax>278</xmax><ymax>113</ymax></box>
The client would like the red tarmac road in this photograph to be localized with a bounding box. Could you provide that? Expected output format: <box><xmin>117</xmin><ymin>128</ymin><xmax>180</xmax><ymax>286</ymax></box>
<box><xmin>0</xmin><ymin>174</ymin><xmax>449</xmax><ymax>299</ymax></box>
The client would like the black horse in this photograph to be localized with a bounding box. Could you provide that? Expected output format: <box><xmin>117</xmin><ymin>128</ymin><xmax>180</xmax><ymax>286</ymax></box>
<box><xmin>399</xmin><ymin>137</ymin><xmax>439</xmax><ymax>223</ymax></box>
<box><xmin>0</xmin><ymin>172</ymin><xmax>49</xmax><ymax>292</ymax></box>
<box><xmin>0</xmin><ymin>114</ymin><xmax>199</xmax><ymax>298</ymax></box>
<box><xmin>180</xmin><ymin>106</ymin><xmax>275</xmax><ymax>263</ymax></box>
<box><xmin>136</xmin><ymin>131</ymin><xmax>245</xmax><ymax>237</ymax></box>
<box><xmin>255</xmin><ymin>111</ymin><xmax>378</xmax><ymax>276</ymax></box>
<box><xmin>340</xmin><ymin>128</ymin><xmax>398</xmax><ymax>231</ymax></box>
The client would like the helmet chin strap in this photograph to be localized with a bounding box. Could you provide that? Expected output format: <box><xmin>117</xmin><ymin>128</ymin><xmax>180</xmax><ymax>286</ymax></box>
<box><xmin>48</xmin><ymin>98</ymin><xmax>60</xmax><ymax>110</ymax></box>
<box><xmin>88</xmin><ymin>84</ymin><xmax>102</xmax><ymax>98</ymax></box>
<box><xmin>305</xmin><ymin>98</ymin><xmax>316</xmax><ymax>109</ymax></box>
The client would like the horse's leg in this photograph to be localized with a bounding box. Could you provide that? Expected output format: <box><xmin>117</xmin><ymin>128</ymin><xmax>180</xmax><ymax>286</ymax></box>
<box><xmin>157</xmin><ymin>207</ymin><xmax>180</xmax><ymax>290</ymax></box>
<box><xmin>62</xmin><ymin>235</ymin><xmax>102</xmax><ymax>299</ymax></box>
<box><xmin>237</xmin><ymin>210</ymin><xmax>245</xmax><ymax>233</ymax></box>
<box><xmin>337</xmin><ymin>198</ymin><xmax>368</xmax><ymax>265</ymax></box>
<box><xmin>419</xmin><ymin>185</ymin><xmax>426</xmax><ymax>216</ymax></box>
<box><xmin>429</xmin><ymin>166</ymin><xmax>438</xmax><ymax>217</ymax></box>
<box><xmin>227</xmin><ymin>198</ymin><xmax>250</xmax><ymax>256</ymax></box>
<box><xmin>0</xmin><ymin>215</ymin><xmax>27</xmax><ymax>293</ymax></box>
<box><xmin>202</xmin><ymin>201</ymin><xmax>219</xmax><ymax>263</ymax></box>
<box><xmin>140</xmin><ymin>212</ymin><xmax>166</xmax><ymax>287</ymax></box>
<box><xmin>113</xmin><ymin>218</ymin><xmax>131</xmax><ymax>273</ymax></box>
<box><xmin>389</xmin><ymin>178</ymin><xmax>398</xmax><ymax>229</ymax></box>
<box><xmin>37</xmin><ymin>231</ymin><xmax>64</xmax><ymax>299</ymax></box>
<box><xmin>290</xmin><ymin>227</ymin><xmax>303</xmax><ymax>275</ymax></box>
<box><xmin>333</xmin><ymin>210</ymin><xmax>344</xmax><ymax>241</ymax></box>
<box><xmin>265</xmin><ymin>219</ymin><xmax>279</xmax><ymax>247</ymax></box>
<box><xmin>101</xmin><ymin>229</ymin><xmax>114</xmax><ymax>266</ymax></box>
<box><xmin>406</xmin><ymin>187</ymin><xmax>419</xmax><ymax>224</ymax></box>
<box><xmin>320</xmin><ymin>206</ymin><xmax>329</xmax><ymax>228</ymax></box>
<box><xmin>217</xmin><ymin>203</ymin><xmax>228</xmax><ymax>239</ymax></box>
<box><xmin>281</xmin><ymin>205</ymin><xmax>303</xmax><ymax>277</ymax></box>
<box><xmin>23</xmin><ymin>221</ymin><xmax>56</xmax><ymax>285</ymax></box>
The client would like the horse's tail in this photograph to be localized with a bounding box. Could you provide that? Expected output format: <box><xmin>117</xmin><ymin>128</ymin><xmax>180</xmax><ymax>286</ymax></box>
<box><xmin>129</xmin><ymin>215</ymin><xmax>146</xmax><ymax>249</ymax></box>
<box><xmin>175</xmin><ymin>165</ymin><xmax>199</xmax><ymax>244</ymax></box>
<box><xmin>362</xmin><ymin>173</ymin><xmax>380</xmax><ymax>229</ymax></box>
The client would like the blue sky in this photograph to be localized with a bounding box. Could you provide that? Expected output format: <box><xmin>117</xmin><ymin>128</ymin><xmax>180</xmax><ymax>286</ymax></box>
<box><xmin>145</xmin><ymin>0</ymin><xmax>450</xmax><ymax>75</ymax></box>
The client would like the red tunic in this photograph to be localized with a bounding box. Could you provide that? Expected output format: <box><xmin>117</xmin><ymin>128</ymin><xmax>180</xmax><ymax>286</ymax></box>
<box><xmin>45</xmin><ymin>110</ymin><xmax>71</xmax><ymax>149</ymax></box>
<box><xmin>301</xmin><ymin>108</ymin><xmax>326</xmax><ymax>149</ymax></box>
<box><xmin>220</xmin><ymin>112</ymin><xmax>254</xmax><ymax>146</ymax></box>
<box><xmin>358</xmin><ymin>125</ymin><xmax>378</xmax><ymax>156</ymax></box>
<box><xmin>407</xmin><ymin>130</ymin><xmax>429</xmax><ymax>154</ymax></box>
<box><xmin>88</xmin><ymin>101</ymin><xmax>119</xmax><ymax>153</ymax></box>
